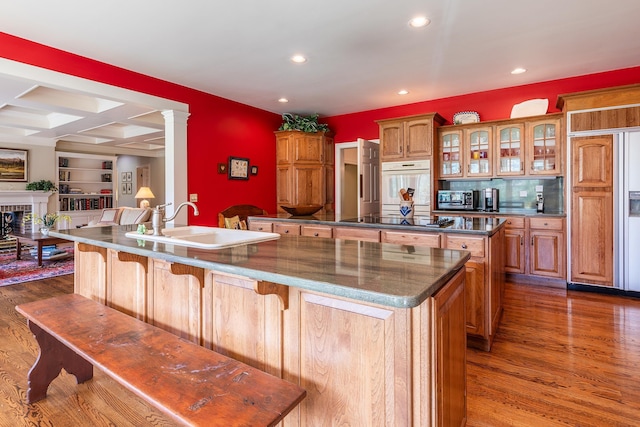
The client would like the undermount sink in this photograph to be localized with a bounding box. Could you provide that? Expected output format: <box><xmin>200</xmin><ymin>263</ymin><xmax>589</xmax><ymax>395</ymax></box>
<box><xmin>125</xmin><ymin>226</ymin><xmax>280</xmax><ymax>249</ymax></box>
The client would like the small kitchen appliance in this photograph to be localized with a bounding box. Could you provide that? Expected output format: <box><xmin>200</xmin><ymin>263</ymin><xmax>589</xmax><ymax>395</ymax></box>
<box><xmin>437</xmin><ymin>190</ymin><xmax>479</xmax><ymax>210</ymax></box>
<box><xmin>480</xmin><ymin>188</ymin><xmax>499</xmax><ymax>212</ymax></box>
<box><xmin>536</xmin><ymin>192</ymin><xmax>544</xmax><ymax>213</ymax></box>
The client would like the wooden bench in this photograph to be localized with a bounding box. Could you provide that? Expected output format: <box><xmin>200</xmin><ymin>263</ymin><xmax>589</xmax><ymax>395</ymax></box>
<box><xmin>16</xmin><ymin>294</ymin><xmax>306</xmax><ymax>426</ymax></box>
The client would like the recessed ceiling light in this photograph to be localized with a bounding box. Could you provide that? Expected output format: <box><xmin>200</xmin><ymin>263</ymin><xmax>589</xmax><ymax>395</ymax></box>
<box><xmin>278</xmin><ymin>98</ymin><xmax>289</xmax><ymax>103</ymax></box>
<box><xmin>291</xmin><ymin>55</ymin><xmax>307</xmax><ymax>64</ymax></box>
<box><xmin>409</xmin><ymin>16</ymin><xmax>430</xmax><ymax>28</ymax></box>
<box><xmin>511</xmin><ymin>67</ymin><xmax>527</xmax><ymax>75</ymax></box>
<box><xmin>398</xmin><ymin>89</ymin><xmax>409</xmax><ymax>95</ymax></box>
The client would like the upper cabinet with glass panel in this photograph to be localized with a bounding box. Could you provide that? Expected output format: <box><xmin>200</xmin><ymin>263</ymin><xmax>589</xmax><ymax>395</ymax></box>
<box><xmin>436</xmin><ymin>113</ymin><xmax>563</xmax><ymax>179</ymax></box>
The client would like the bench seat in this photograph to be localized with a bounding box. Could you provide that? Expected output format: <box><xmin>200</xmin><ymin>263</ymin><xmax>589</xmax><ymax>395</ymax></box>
<box><xmin>16</xmin><ymin>294</ymin><xmax>305</xmax><ymax>426</ymax></box>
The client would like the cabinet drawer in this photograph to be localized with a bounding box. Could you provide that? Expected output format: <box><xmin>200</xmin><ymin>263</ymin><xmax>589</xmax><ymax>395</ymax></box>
<box><xmin>274</xmin><ymin>223</ymin><xmax>301</xmax><ymax>235</ymax></box>
<box><xmin>502</xmin><ymin>216</ymin><xmax>525</xmax><ymax>229</ymax></box>
<box><xmin>334</xmin><ymin>227</ymin><xmax>380</xmax><ymax>242</ymax></box>
<box><xmin>381</xmin><ymin>231</ymin><xmax>441</xmax><ymax>247</ymax></box>
<box><xmin>445</xmin><ymin>235</ymin><xmax>486</xmax><ymax>258</ymax></box>
<box><xmin>302</xmin><ymin>225</ymin><xmax>333</xmax><ymax>238</ymax></box>
<box><xmin>248</xmin><ymin>220</ymin><xmax>273</xmax><ymax>232</ymax></box>
<box><xmin>529</xmin><ymin>217</ymin><xmax>564</xmax><ymax>231</ymax></box>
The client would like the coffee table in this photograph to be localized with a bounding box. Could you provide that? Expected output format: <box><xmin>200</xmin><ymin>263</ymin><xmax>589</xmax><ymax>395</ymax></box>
<box><xmin>10</xmin><ymin>231</ymin><xmax>70</xmax><ymax>266</ymax></box>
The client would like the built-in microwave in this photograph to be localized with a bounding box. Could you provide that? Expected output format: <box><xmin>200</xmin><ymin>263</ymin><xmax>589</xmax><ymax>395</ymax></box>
<box><xmin>437</xmin><ymin>190</ymin><xmax>479</xmax><ymax>210</ymax></box>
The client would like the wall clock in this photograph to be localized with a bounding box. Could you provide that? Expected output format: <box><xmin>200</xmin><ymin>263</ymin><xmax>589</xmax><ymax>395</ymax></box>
<box><xmin>228</xmin><ymin>156</ymin><xmax>249</xmax><ymax>180</ymax></box>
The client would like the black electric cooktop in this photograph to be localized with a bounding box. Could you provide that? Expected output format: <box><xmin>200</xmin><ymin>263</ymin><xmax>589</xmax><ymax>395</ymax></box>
<box><xmin>340</xmin><ymin>215</ymin><xmax>455</xmax><ymax>228</ymax></box>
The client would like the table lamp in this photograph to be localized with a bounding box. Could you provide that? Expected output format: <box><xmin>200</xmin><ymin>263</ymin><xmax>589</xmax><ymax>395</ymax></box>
<box><xmin>134</xmin><ymin>186</ymin><xmax>155</xmax><ymax>209</ymax></box>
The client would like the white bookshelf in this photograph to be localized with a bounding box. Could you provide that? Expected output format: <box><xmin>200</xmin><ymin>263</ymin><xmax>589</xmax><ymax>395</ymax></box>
<box><xmin>56</xmin><ymin>152</ymin><xmax>117</xmax><ymax>229</ymax></box>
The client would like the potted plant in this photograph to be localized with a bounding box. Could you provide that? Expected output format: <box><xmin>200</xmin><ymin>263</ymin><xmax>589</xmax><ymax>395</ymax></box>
<box><xmin>26</xmin><ymin>179</ymin><xmax>58</xmax><ymax>192</ymax></box>
<box><xmin>278</xmin><ymin>113</ymin><xmax>331</xmax><ymax>133</ymax></box>
<box><xmin>22</xmin><ymin>212</ymin><xmax>71</xmax><ymax>235</ymax></box>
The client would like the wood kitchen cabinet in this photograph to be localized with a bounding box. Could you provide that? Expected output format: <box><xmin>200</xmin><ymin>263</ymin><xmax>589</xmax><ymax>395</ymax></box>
<box><xmin>527</xmin><ymin>117</ymin><xmax>562</xmax><ymax>176</ymax></box>
<box><xmin>437</xmin><ymin>113</ymin><xmax>563</xmax><ymax>179</ymax></box>
<box><xmin>465</xmin><ymin>126</ymin><xmax>493</xmax><ymax>177</ymax></box>
<box><xmin>570</xmin><ymin>135</ymin><xmax>613</xmax><ymax>287</ymax></box>
<box><xmin>377</xmin><ymin>113</ymin><xmax>445</xmax><ymax>161</ymax></box>
<box><xmin>529</xmin><ymin>217</ymin><xmax>565</xmax><ymax>278</ymax></box>
<box><xmin>503</xmin><ymin>217</ymin><xmax>526</xmax><ymax>274</ymax></box>
<box><xmin>496</xmin><ymin>124</ymin><xmax>525</xmax><ymax>176</ymax></box>
<box><xmin>275</xmin><ymin>130</ymin><xmax>334</xmax><ymax>213</ymax></box>
<box><xmin>503</xmin><ymin>216</ymin><xmax>566</xmax><ymax>281</ymax></box>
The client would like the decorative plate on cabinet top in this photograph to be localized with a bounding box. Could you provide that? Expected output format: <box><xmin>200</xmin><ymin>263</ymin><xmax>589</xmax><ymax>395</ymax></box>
<box><xmin>453</xmin><ymin>111</ymin><xmax>480</xmax><ymax>125</ymax></box>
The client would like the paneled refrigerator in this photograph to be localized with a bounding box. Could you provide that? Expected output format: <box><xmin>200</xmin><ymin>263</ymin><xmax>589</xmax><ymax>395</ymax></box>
<box><xmin>617</xmin><ymin>132</ymin><xmax>640</xmax><ymax>291</ymax></box>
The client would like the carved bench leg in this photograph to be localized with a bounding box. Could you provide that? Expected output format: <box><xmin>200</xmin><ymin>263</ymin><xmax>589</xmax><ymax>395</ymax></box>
<box><xmin>26</xmin><ymin>321</ymin><xmax>93</xmax><ymax>403</ymax></box>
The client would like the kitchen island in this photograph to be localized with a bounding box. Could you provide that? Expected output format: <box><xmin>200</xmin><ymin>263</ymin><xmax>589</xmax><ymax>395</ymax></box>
<box><xmin>50</xmin><ymin>225</ymin><xmax>470</xmax><ymax>426</ymax></box>
<box><xmin>249</xmin><ymin>213</ymin><xmax>506</xmax><ymax>351</ymax></box>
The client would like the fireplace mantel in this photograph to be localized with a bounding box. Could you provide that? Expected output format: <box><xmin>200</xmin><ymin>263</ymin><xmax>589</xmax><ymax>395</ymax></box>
<box><xmin>0</xmin><ymin>190</ymin><xmax>53</xmax><ymax>204</ymax></box>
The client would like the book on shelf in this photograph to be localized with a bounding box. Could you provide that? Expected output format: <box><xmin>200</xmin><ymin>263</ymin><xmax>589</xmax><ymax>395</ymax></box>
<box><xmin>102</xmin><ymin>160</ymin><xmax>113</xmax><ymax>170</ymax></box>
<box><xmin>59</xmin><ymin>157</ymin><xmax>69</xmax><ymax>167</ymax></box>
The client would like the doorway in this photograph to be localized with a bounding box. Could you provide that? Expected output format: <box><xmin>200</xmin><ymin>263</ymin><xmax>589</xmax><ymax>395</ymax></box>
<box><xmin>334</xmin><ymin>138</ymin><xmax>380</xmax><ymax>217</ymax></box>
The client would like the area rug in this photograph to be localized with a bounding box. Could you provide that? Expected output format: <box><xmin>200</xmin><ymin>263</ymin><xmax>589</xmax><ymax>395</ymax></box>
<box><xmin>0</xmin><ymin>248</ymin><xmax>74</xmax><ymax>286</ymax></box>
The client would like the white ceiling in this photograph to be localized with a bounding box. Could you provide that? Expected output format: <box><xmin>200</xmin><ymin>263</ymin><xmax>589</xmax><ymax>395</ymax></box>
<box><xmin>1</xmin><ymin>0</ymin><xmax>640</xmax><ymax>151</ymax></box>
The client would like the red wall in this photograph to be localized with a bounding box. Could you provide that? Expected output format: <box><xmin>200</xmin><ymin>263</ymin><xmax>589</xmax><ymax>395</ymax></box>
<box><xmin>325</xmin><ymin>67</ymin><xmax>640</xmax><ymax>143</ymax></box>
<box><xmin>2</xmin><ymin>32</ymin><xmax>639</xmax><ymax>224</ymax></box>
<box><xmin>0</xmin><ymin>32</ymin><xmax>282</xmax><ymax>226</ymax></box>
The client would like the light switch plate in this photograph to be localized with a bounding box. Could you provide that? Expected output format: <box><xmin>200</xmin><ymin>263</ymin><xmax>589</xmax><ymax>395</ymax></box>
<box><xmin>189</xmin><ymin>193</ymin><xmax>198</xmax><ymax>202</ymax></box>
<box><xmin>535</xmin><ymin>185</ymin><xmax>544</xmax><ymax>192</ymax></box>
<box><xmin>519</xmin><ymin>191</ymin><xmax>527</xmax><ymax>197</ymax></box>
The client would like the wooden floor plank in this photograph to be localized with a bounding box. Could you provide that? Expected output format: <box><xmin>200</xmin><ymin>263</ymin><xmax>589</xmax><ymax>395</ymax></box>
<box><xmin>2</xmin><ymin>275</ymin><xmax>640</xmax><ymax>425</ymax></box>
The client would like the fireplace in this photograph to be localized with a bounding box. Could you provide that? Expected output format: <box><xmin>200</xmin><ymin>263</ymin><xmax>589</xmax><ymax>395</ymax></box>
<box><xmin>0</xmin><ymin>191</ymin><xmax>52</xmax><ymax>239</ymax></box>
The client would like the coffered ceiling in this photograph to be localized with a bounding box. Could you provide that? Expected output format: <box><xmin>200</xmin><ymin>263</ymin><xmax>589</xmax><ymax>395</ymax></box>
<box><xmin>1</xmin><ymin>0</ymin><xmax>640</xmax><ymax>153</ymax></box>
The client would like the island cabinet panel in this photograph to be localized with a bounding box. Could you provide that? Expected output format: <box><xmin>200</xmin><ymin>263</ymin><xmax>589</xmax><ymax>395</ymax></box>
<box><xmin>333</xmin><ymin>226</ymin><xmax>380</xmax><ymax>242</ymax></box>
<box><xmin>462</xmin><ymin>260</ymin><xmax>485</xmax><ymax>338</ymax></box>
<box><xmin>248</xmin><ymin>220</ymin><xmax>273</xmax><ymax>232</ymax></box>
<box><xmin>148</xmin><ymin>259</ymin><xmax>204</xmax><ymax>344</ymax></box>
<box><xmin>432</xmin><ymin>267</ymin><xmax>467</xmax><ymax>427</ymax></box>
<box><xmin>202</xmin><ymin>272</ymin><xmax>284</xmax><ymax>378</ymax></box>
<box><xmin>274</xmin><ymin>222</ymin><xmax>301</xmax><ymax>235</ymax></box>
<box><xmin>106</xmin><ymin>249</ymin><xmax>148</xmax><ymax>320</ymax></box>
<box><xmin>381</xmin><ymin>230</ymin><xmax>440</xmax><ymax>247</ymax></box>
<box><xmin>74</xmin><ymin>242</ymin><xmax>107</xmax><ymax>302</ymax></box>
<box><xmin>301</xmin><ymin>224</ymin><xmax>333</xmax><ymax>238</ymax></box>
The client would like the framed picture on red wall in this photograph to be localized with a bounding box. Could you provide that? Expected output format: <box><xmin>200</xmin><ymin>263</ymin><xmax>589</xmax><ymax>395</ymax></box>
<box><xmin>228</xmin><ymin>156</ymin><xmax>249</xmax><ymax>180</ymax></box>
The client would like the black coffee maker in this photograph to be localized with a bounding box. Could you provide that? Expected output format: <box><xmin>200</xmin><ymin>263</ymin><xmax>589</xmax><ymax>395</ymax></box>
<box><xmin>481</xmin><ymin>188</ymin><xmax>499</xmax><ymax>212</ymax></box>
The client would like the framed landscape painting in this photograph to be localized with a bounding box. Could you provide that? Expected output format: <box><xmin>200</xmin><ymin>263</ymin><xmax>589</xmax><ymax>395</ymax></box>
<box><xmin>0</xmin><ymin>148</ymin><xmax>28</xmax><ymax>182</ymax></box>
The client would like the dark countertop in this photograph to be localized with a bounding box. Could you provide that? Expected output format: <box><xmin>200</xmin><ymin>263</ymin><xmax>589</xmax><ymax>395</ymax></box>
<box><xmin>431</xmin><ymin>209</ymin><xmax>566</xmax><ymax>218</ymax></box>
<box><xmin>50</xmin><ymin>226</ymin><xmax>470</xmax><ymax>309</ymax></box>
<box><xmin>250</xmin><ymin>213</ymin><xmax>507</xmax><ymax>236</ymax></box>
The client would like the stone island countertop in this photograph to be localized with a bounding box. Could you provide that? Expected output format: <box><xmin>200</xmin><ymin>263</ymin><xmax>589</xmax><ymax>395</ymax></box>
<box><xmin>50</xmin><ymin>225</ymin><xmax>470</xmax><ymax>308</ymax></box>
<box><xmin>251</xmin><ymin>213</ymin><xmax>507</xmax><ymax>236</ymax></box>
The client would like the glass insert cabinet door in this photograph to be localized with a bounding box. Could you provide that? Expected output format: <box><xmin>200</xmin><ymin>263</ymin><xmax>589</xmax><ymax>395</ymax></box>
<box><xmin>466</xmin><ymin>128</ymin><xmax>492</xmax><ymax>177</ymax></box>
<box><xmin>530</xmin><ymin>122</ymin><xmax>558</xmax><ymax>174</ymax></box>
<box><xmin>496</xmin><ymin>125</ymin><xmax>524</xmax><ymax>176</ymax></box>
<box><xmin>440</xmin><ymin>131</ymin><xmax>463</xmax><ymax>177</ymax></box>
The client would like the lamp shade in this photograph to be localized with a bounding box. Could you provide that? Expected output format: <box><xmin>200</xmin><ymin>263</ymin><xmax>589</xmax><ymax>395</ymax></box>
<box><xmin>134</xmin><ymin>186</ymin><xmax>155</xmax><ymax>208</ymax></box>
<box><xmin>134</xmin><ymin>187</ymin><xmax>155</xmax><ymax>199</ymax></box>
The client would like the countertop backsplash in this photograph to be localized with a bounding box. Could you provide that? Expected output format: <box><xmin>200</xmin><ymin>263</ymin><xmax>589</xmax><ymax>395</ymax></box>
<box><xmin>440</xmin><ymin>177</ymin><xmax>564</xmax><ymax>214</ymax></box>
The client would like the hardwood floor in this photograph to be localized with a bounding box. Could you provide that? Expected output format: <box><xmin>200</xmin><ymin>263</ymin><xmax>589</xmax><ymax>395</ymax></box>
<box><xmin>1</xmin><ymin>275</ymin><xmax>639</xmax><ymax>426</ymax></box>
<box><xmin>0</xmin><ymin>275</ymin><xmax>176</xmax><ymax>427</ymax></box>
<box><xmin>467</xmin><ymin>282</ymin><xmax>640</xmax><ymax>426</ymax></box>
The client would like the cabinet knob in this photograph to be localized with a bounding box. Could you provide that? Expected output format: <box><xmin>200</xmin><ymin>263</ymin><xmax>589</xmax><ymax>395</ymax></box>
<box><xmin>507</xmin><ymin>220</ymin><xmax>512</xmax><ymax>224</ymax></box>
<box><xmin>520</xmin><ymin>236</ymin><xmax>523</xmax><ymax>245</ymax></box>
<box><xmin>284</xmin><ymin>230</ymin><xmax>289</xmax><ymax>234</ymax></box>
<box><xmin>314</xmin><ymin>233</ymin><xmax>319</xmax><ymax>237</ymax></box>
<box><xmin>544</xmin><ymin>222</ymin><xmax>548</xmax><ymax>226</ymax></box>
<box><xmin>258</xmin><ymin>227</ymin><xmax>263</xmax><ymax>231</ymax></box>
<box><xmin>461</xmin><ymin>244</ymin><xmax>467</xmax><ymax>249</ymax></box>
